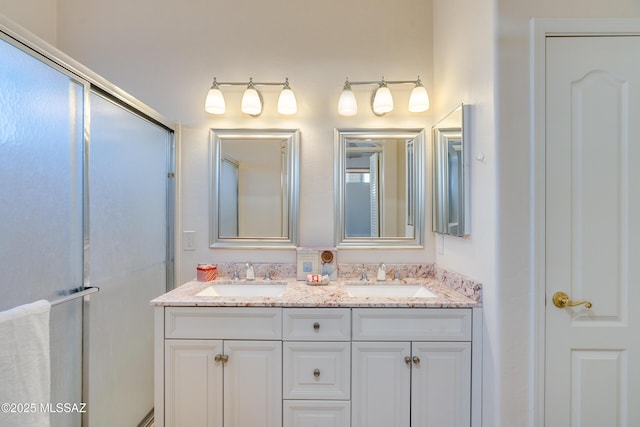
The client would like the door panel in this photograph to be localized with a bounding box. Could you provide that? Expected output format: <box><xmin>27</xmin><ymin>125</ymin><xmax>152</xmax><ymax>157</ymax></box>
<box><xmin>411</xmin><ymin>342</ymin><xmax>471</xmax><ymax>427</ymax></box>
<box><xmin>545</xmin><ymin>36</ymin><xmax>640</xmax><ymax>426</ymax></box>
<box><xmin>351</xmin><ymin>342</ymin><xmax>411</xmax><ymax>427</ymax></box>
<box><xmin>164</xmin><ymin>340</ymin><xmax>222</xmax><ymax>427</ymax></box>
<box><xmin>223</xmin><ymin>341</ymin><xmax>282</xmax><ymax>427</ymax></box>
<box><xmin>0</xmin><ymin>36</ymin><xmax>85</xmax><ymax>427</ymax></box>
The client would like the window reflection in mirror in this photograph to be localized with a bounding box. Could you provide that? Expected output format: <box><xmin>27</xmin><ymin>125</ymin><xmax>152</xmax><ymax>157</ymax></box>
<box><xmin>210</xmin><ymin>129</ymin><xmax>299</xmax><ymax>248</ymax></box>
<box><xmin>432</xmin><ymin>104</ymin><xmax>470</xmax><ymax>237</ymax></box>
<box><xmin>335</xmin><ymin>129</ymin><xmax>425</xmax><ymax>248</ymax></box>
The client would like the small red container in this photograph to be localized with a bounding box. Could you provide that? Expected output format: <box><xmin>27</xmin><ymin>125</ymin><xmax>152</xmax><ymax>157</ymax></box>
<box><xmin>197</xmin><ymin>264</ymin><xmax>217</xmax><ymax>282</ymax></box>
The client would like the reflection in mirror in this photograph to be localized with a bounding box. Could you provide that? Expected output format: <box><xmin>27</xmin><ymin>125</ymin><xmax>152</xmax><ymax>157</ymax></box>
<box><xmin>210</xmin><ymin>129</ymin><xmax>299</xmax><ymax>247</ymax></box>
<box><xmin>335</xmin><ymin>129</ymin><xmax>425</xmax><ymax>248</ymax></box>
<box><xmin>432</xmin><ymin>104</ymin><xmax>470</xmax><ymax>237</ymax></box>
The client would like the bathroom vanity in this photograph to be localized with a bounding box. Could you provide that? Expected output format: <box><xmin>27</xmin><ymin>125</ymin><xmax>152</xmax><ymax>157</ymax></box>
<box><xmin>152</xmin><ymin>278</ymin><xmax>481</xmax><ymax>427</ymax></box>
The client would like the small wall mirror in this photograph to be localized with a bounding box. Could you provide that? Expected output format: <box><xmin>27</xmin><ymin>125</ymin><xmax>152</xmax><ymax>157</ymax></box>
<box><xmin>335</xmin><ymin>128</ymin><xmax>425</xmax><ymax>248</ymax></box>
<box><xmin>210</xmin><ymin>129</ymin><xmax>299</xmax><ymax>248</ymax></box>
<box><xmin>432</xmin><ymin>104</ymin><xmax>470</xmax><ymax>237</ymax></box>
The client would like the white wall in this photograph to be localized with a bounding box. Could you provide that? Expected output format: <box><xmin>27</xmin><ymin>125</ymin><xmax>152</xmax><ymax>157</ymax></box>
<box><xmin>431</xmin><ymin>0</ymin><xmax>497</xmax><ymax>423</ymax></box>
<box><xmin>0</xmin><ymin>0</ymin><xmax>57</xmax><ymax>44</ymax></box>
<box><xmin>49</xmin><ymin>0</ymin><xmax>436</xmax><ymax>284</ymax></box>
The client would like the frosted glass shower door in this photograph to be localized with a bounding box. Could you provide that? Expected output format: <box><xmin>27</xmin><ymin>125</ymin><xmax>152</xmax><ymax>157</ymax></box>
<box><xmin>0</xmin><ymin>37</ymin><xmax>86</xmax><ymax>427</ymax></box>
<box><xmin>87</xmin><ymin>92</ymin><xmax>171</xmax><ymax>427</ymax></box>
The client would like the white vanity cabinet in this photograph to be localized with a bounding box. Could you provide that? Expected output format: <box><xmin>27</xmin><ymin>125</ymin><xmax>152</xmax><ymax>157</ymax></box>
<box><xmin>282</xmin><ymin>308</ymin><xmax>352</xmax><ymax>427</ymax></box>
<box><xmin>159</xmin><ymin>307</ymin><xmax>283</xmax><ymax>427</ymax></box>
<box><xmin>351</xmin><ymin>308</ymin><xmax>473</xmax><ymax>427</ymax></box>
<box><xmin>155</xmin><ymin>304</ymin><xmax>481</xmax><ymax>427</ymax></box>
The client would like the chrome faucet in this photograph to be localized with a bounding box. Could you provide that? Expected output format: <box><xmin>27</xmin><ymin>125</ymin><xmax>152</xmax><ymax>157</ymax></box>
<box><xmin>232</xmin><ymin>267</ymin><xmax>240</xmax><ymax>280</ymax></box>
<box><xmin>360</xmin><ymin>267</ymin><xmax>368</xmax><ymax>282</ymax></box>
<box><xmin>264</xmin><ymin>269</ymin><xmax>272</xmax><ymax>280</ymax></box>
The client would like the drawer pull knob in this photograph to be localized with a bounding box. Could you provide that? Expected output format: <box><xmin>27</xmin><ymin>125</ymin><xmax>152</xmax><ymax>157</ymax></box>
<box><xmin>412</xmin><ymin>356</ymin><xmax>421</xmax><ymax>365</ymax></box>
<box><xmin>313</xmin><ymin>322</ymin><xmax>320</xmax><ymax>331</ymax></box>
<box><xmin>214</xmin><ymin>354</ymin><xmax>229</xmax><ymax>364</ymax></box>
<box><xmin>404</xmin><ymin>356</ymin><xmax>412</xmax><ymax>366</ymax></box>
<box><xmin>313</xmin><ymin>368</ymin><xmax>320</xmax><ymax>378</ymax></box>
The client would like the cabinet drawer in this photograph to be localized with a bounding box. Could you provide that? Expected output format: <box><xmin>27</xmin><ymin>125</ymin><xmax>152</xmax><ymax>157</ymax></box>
<box><xmin>165</xmin><ymin>307</ymin><xmax>282</xmax><ymax>339</ymax></box>
<box><xmin>284</xmin><ymin>400</ymin><xmax>350</xmax><ymax>427</ymax></box>
<box><xmin>283</xmin><ymin>342</ymin><xmax>350</xmax><ymax>400</ymax></box>
<box><xmin>352</xmin><ymin>308</ymin><xmax>471</xmax><ymax>341</ymax></box>
<box><xmin>283</xmin><ymin>308</ymin><xmax>351</xmax><ymax>341</ymax></box>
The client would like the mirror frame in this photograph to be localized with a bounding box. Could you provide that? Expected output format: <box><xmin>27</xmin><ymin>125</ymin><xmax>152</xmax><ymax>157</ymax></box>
<box><xmin>334</xmin><ymin>128</ymin><xmax>425</xmax><ymax>248</ymax></box>
<box><xmin>209</xmin><ymin>128</ymin><xmax>300</xmax><ymax>248</ymax></box>
<box><xmin>432</xmin><ymin>104</ymin><xmax>470</xmax><ymax>237</ymax></box>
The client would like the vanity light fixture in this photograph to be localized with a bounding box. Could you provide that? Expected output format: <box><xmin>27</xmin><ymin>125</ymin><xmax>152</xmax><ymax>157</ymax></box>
<box><xmin>205</xmin><ymin>77</ymin><xmax>297</xmax><ymax>116</ymax></box>
<box><xmin>338</xmin><ymin>76</ymin><xmax>430</xmax><ymax>116</ymax></box>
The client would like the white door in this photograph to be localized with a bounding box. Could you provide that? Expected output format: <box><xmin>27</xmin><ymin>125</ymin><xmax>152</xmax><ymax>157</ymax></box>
<box><xmin>223</xmin><ymin>341</ymin><xmax>282</xmax><ymax>427</ymax></box>
<box><xmin>545</xmin><ymin>36</ymin><xmax>640</xmax><ymax>426</ymax></box>
<box><xmin>351</xmin><ymin>342</ymin><xmax>411</xmax><ymax>427</ymax></box>
<box><xmin>411</xmin><ymin>342</ymin><xmax>471</xmax><ymax>427</ymax></box>
<box><xmin>164</xmin><ymin>340</ymin><xmax>223</xmax><ymax>427</ymax></box>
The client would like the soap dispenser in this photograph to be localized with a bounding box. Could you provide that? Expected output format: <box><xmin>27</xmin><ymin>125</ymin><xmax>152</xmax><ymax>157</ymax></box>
<box><xmin>245</xmin><ymin>262</ymin><xmax>255</xmax><ymax>281</ymax></box>
<box><xmin>377</xmin><ymin>263</ymin><xmax>387</xmax><ymax>281</ymax></box>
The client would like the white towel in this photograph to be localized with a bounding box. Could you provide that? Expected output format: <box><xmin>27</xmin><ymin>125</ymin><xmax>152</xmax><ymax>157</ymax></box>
<box><xmin>0</xmin><ymin>300</ymin><xmax>51</xmax><ymax>427</ymax></box>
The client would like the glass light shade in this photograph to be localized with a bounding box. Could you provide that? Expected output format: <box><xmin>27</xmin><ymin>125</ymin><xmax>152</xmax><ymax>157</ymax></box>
<box><xmin>338</xmin><ymin>88</ymin><xmax>357</xmax><ymax>116</ymax></box>
<box><xmin>241</xmin><ymin>87</ymin><xmax>262</xmax><ymax>115</ymax></box>
<box><xmin>205</xmin><ymin>86</ymin><xmax>226</xmax><ymax>114</ymax></box>
<box><xmin>277</xmin><ymin>87</ymin><xmax>297</xmax><ymax>115</ymax></box>
<box><xmin>409</xmin><ymin>85</ymin><xmax>430</xmax><ymax>112</ymax></box>
<box><xmin>372</xmin><ymin>85</ymin><xmax>394</xmax><ymax>115</ymax></box>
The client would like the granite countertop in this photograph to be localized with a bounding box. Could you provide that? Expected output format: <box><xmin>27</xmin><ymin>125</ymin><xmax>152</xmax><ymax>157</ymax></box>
<box><xmin>150</xmin><ymin>277</ymin><xmax>480</xmax><ymax>308</ymax></box>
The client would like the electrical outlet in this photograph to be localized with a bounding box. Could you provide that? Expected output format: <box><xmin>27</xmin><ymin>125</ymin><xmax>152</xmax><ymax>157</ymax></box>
<box><xmin>183</xmin><ymin>231</ymin><xmax>196</xmax><ymax>251</ymax></box>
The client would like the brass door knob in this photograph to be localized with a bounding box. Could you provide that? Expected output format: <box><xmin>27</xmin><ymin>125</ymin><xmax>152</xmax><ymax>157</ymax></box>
<box><xmin>214</xmin><ymin>354</ymin><xmax>229</xmax><ymax>364</ymax></box>
<box><xmin>552</xmin><ymin>291</ymin><xmax>592</xmax><ymax>309</ymax></box>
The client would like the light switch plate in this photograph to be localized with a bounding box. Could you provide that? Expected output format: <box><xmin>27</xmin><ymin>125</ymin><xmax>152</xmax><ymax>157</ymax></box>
<box><xmin>183</xmin><ymin>231</ymin><xmax>196</xmax><ymax>251</ymax></box>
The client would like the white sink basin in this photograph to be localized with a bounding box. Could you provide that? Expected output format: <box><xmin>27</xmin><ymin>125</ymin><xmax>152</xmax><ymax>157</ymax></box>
<box><xmin>345</xmin><ymin>285</ymin><xmax>437</xmax><ymax>298</ymax></box>
<box><xmin>196</xmin><ymin>283</ymin><xmax>287</xmax><ymax>297</ymax></box>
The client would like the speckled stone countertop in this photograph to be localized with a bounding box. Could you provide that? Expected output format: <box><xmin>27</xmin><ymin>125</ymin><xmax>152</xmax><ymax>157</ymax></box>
<box><xmin>150</xmin><ymin>277</ymin><xmax>480</xmax><ymax>308</ymax></box>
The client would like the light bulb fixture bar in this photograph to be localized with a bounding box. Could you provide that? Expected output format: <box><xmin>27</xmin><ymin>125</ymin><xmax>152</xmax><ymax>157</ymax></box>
<box><xmin>338</xmin><ymin>76</ymin><xmax>429</xmax><ymax>116</ymax></box>
<box><xmin>205</xmin><ymin>77</ymin><xmax>297</xmax><ymax>117</ymax></box>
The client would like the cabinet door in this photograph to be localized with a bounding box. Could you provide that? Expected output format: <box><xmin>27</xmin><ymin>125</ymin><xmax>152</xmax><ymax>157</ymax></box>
<box><xmin>352</xmin><ymin>342</ymin><xmax>411</xmax><ymax>427</ymax></box>
<box><xmin>223</xmin><ymin>340</ymin><xmax>283</xmax><ymax>427</ymax></box>
<box><xmin>411</xmin><ymin>342</ymin><xmax>471</xmax><ymax>427</ymax></box>
<box><xmin>165</xmin><ymin>340</ymin><xmax>223</xmax><ymax>427</ymax></box>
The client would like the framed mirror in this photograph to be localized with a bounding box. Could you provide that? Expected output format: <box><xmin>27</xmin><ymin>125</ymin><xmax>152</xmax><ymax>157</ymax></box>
<box><xmin>209</xmin><ymin>128</ymin><xmax>300</xmax><ymax>248</ymax></box>
<box><xmin>334</xmin><ymin>128</ymin><xmax>425</xmax><ymax>248</ymax></box>
<box><xmin>432</xmin><ymin>104</ymin><xmax>470</xmax><ymax>237</ymax></box>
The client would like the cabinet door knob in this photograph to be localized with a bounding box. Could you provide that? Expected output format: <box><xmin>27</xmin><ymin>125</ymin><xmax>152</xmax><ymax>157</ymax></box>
<box><xmin>313</xmin><ymin>368</ymin><xmax>320</xmax><ymax>378</ymax></box>
<box><xmin>405</xmin><ymin>356</ymin><xmax>412</xmax><ymax>366</ymax></box>
<box><xmin>214</xmin><ymin>354</ymin><xmax>229</xmax><ymax>364</ymax></box>
<box><xmin>313</xmin><ymin>322</ymin><xmax>320</xmax><ymax>331</ymax></box>
<box><xmin>412</xmin><ymin>356</ymin><xmax>420</xmax><ymax>365</ymax></box>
